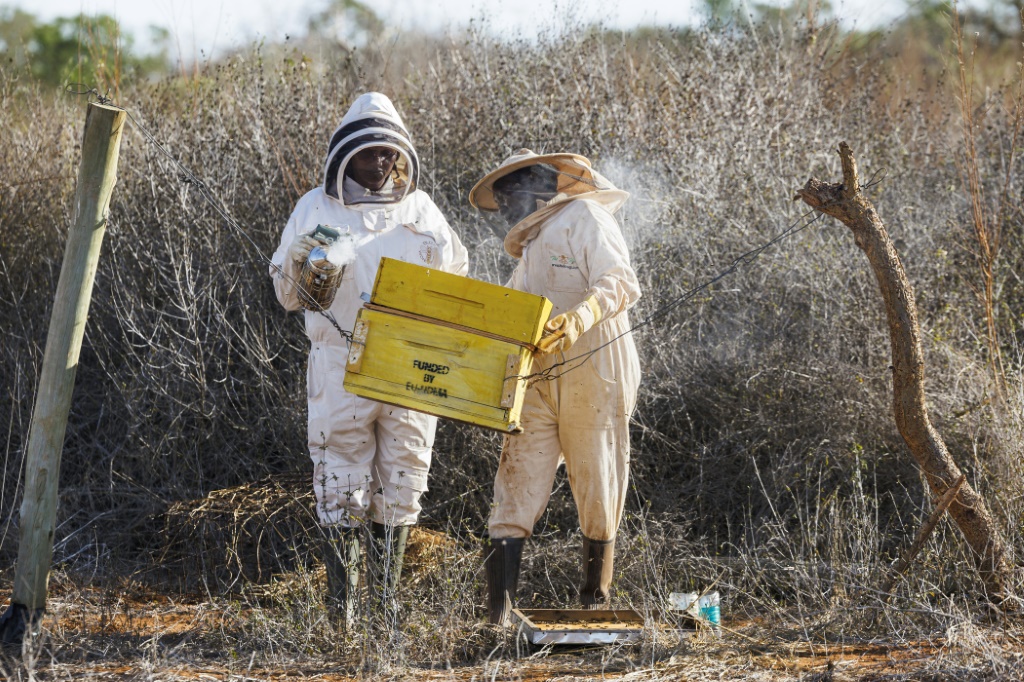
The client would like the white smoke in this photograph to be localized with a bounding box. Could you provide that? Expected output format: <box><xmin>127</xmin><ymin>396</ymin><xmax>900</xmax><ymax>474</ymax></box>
<box><xmin>597</xmin><ymin>155</ymin><xmax>674</xmax><ymax>252</ymax></box>
<box><xmin>326</xmin><ymin>233</ymin><xmax>357</xmax><ymax>268</ymax></box>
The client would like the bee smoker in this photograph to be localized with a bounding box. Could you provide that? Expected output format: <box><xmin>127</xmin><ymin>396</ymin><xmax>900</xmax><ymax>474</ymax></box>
<box><xmin>298</xmin><ymin>245</ymin><xmax>344</xmax><ymax>311</ymax></box>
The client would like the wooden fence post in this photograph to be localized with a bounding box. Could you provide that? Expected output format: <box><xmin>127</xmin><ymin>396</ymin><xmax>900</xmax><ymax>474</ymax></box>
<box><xmin>0</xmin><ymin>102</ymin><xmax>126</xmax><ymax>647</ymax></box>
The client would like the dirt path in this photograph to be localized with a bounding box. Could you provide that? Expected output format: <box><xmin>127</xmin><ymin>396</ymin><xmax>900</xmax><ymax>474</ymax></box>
<box><xmin>1</xmin><ymin>582</ymin><xmax>1020</xmax><ymax>681</ymax></box>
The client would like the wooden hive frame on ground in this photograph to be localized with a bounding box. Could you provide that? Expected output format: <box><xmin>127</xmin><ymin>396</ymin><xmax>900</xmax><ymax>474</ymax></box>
<box><xmin>513</xmin><ymin>608</ymin><xmax>647</xmax><ymax>645</ymax></box>
<box><xmin>344</xmin><ymin>258</ymin><xmax>552</xmax><ymax>432</ymax></box>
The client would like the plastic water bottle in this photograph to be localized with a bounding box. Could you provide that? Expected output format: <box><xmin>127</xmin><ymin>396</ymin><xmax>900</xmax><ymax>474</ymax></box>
<box><xmin>698</xmin><ymin>592</ymin><xmax>721</xmax><ymax>626</ymax></box>
<box><xmin>668</xmin><ymin>591</ymin><xmax>698</xmax><ymax>611</ymax></box>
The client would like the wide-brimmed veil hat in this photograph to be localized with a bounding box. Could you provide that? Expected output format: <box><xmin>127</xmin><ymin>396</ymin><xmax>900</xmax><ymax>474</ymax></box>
<box><xmin>469</xmin><ymin>149</ymin><xmax>605</xmax><ymax>211</ymax></box>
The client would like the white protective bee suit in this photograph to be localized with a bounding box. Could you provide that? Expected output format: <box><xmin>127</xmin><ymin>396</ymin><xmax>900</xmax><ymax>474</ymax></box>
<box><xmin>271</xmin><ymin>92</ymin><xmax>468</xmax><ymax>528</ymax></box>
<box><xmin>470</xmin><ymin>151</ymin><xmax>641</xmax><ymax>543</ymax></box>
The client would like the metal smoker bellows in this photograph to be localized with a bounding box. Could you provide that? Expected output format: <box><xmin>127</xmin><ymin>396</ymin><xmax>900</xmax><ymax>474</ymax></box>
<box><xmin>298</xmin><ymin>246</ymin><xmax>343</xmax><ymax>311</ymax></box>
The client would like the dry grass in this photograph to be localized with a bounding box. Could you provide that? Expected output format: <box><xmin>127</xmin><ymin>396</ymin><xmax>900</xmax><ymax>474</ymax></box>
<box><xmin>0</xmin><ymin>553</ymin><xmax>1022</xmax><ymax>680</ymax></box>
<box><xmin>0</xmin><ymin>7</ymin><xmax>1023</xmax><ymax>680</ymax></box>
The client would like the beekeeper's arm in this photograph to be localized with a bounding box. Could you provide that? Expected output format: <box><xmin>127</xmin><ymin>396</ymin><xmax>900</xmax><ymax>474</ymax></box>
<box><xmin>506</xmin><ymin>261</ymin><xmax>525</xmax><ymax>290</ymax></box>
<box><xmin>537</xmin><ymin>202</ymin><xmax>640</xmax><ymax>354</ymax></box>
<box><xmin>270</xmin><ymin>212</ymin><xmax>320</xmax><ymax>311</ymax></box>
<box><xmin>421</xmin><ymin>198</ymin><xmax>470</xmax><ymax>277</ymax></box>
<box><xmin>444</xmin><ymin>226</ymin><xmax>470</xmax><ymax>277</ymax></box>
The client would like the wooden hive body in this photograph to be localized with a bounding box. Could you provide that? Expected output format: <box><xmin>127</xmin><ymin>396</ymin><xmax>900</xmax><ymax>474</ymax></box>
<box><xmin>343</xmin><ymin>258</ymin><xmax>552</xmax><ymax>432</ymax></box>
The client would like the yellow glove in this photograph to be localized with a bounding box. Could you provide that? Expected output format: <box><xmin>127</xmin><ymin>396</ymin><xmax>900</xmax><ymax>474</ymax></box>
<box><xmin>536</xmin><ymin>297</ymin><xmax>602</xmax><ymax>355</ymax></box>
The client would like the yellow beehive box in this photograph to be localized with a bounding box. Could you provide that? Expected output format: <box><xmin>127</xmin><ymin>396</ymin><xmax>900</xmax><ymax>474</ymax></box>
<box><xmin>344</xmin><ymin>308</ymin><xmax>535</xmax><ymax>432</ymax></box>
<box><xmin>370</xmin><ymin>258</ymin><xmax>551</xmax><ymax>346</ymax></box>
<box><xmin>343</xmin><ymin>260</ymin><xmax>553</xmax><ymax>432</ymax></box>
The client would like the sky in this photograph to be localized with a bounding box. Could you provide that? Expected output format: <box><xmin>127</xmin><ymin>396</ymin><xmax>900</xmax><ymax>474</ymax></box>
<box><xmin>6</xmin><ymin>0</ymin><xmax>921</xmax><ymax>60</ymax></box>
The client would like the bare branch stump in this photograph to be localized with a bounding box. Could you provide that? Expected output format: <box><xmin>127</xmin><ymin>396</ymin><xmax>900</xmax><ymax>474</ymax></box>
<box><xmin>881</xmin><ymin>474</ymin><xmax>966</xmax><ymax>599</ymax></box>
<box><xmin>795</xmin><ymin>142</ymin><xmax>1013</xmax><ymax>602</ymax></box>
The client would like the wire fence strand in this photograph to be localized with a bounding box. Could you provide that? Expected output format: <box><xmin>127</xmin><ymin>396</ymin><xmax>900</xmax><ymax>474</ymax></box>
<box><xmin>66</xmin><ymin>85</ymin><xmax>352</xmax><ymax>343</ymax></box>
<box><xmin>66</xmin><ymin>85</ymin><xmax>828</xmax><ymax>384</ymax></box>
<box><xmin>517</xmin><ymin>210</ymin><xmax>825</xmax><ymax>384</ymax></box>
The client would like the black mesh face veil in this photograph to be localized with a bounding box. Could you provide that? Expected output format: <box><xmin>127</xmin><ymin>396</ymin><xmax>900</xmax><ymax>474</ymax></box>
<box><xmin>322</xmin><ymin>109</ymin><xmax>419</xmax><ymax>202</ymax></box>
<box><xmin>492</xmin><ymin>164</ymin><xmax>560</xmax><ymax>195</ymax></box>
<box><xmin>490</xmin><ymin>164</ymin><xmax>561</xmax><ymax>230</ymax></box>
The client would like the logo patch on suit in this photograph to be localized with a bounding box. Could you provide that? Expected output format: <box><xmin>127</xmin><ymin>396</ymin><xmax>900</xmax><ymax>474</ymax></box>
<box><xmin>550</xmin><ymin>254</ymin><xmax>578</xmax><ymax>269</ymax></box>
<box><xmin>419</xmin><ymin>239</ymin><xmax>439</xmax><ymax>266</ymax></box>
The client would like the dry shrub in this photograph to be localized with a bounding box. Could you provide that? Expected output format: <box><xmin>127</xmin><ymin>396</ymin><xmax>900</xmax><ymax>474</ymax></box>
<box><xmin>0</xmin><ymin>13</ymin><xmax>1021</xmax><ymax>649</ymax></box>
<box><xmin>157</xmin><ymin>473</ymin><xmax>317</xmax><ymax>589</ymax></box>
<box><xmin>156</xmin><ymin>471</ymin><xmax>460</xmax><ymax>593</ymax></box>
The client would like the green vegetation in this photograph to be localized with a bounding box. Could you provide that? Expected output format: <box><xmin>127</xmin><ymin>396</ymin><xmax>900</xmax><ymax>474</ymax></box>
<box><xmin>0</xmin><ymin>7</ymin><xmax>171</xmax><ymax>91</ymax></box>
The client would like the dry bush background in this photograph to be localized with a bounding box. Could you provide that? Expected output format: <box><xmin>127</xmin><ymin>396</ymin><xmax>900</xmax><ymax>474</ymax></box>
<box><xmin>0</xmin><ymin>9</ymin><xmax>1023</xmax><ymax>677</ymax></box>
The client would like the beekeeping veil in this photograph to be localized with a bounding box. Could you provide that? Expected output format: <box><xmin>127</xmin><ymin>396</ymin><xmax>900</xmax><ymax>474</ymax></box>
<box><xmin>469</xmin><ymin>149</ymin><xmax>628</xmax><ymax>256</ymax></box>
<box><xmin>322</xmin><ymin>92</ymin><xmax>419</xmax><ymax>204</ymax></box>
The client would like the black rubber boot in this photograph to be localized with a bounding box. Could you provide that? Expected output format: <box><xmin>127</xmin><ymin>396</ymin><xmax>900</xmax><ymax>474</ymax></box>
<box><xmin>0</xmin><ymin>602</ymin><xmax>43</xmax><ymax>648</ymax></box>
<box><xmin>322</xmin><ymin>525</ymin><xmax>360</xmax><ymax>627</ymax></box>
<box><xmin>485</xmin><ymin>537</ymin><xmax>525</xmax><ymax>625</ymax></box>
<box><xmin>580</xmin><ymin>536</ymin><xmax>615</xmax><ymax>608</ymax></box>
<box><xmin>367</xmin><ymin>522</ymin><xmax>410</xmax><ymax>613</ymax></box>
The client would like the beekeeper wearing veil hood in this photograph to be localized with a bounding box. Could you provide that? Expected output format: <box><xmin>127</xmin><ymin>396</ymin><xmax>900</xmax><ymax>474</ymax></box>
<box><xmin>469</xmin><ymin>150</ymin><xmax>641</xmax><ymax>625</ymax></box>
<box><xmin>271</xmin><ymin>92</ymin><xmax>468</xmax><ymax>624</ymax></box>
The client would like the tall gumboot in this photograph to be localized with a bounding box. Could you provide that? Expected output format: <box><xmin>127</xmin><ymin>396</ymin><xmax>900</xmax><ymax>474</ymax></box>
<box><xmin>485</xmin><ymin>537</ymin><xmax>525</xmax><ymax>625</ymax></box>
<box><xmin>580</xmin><ymin>536</ymin><xmax>615</xmax><ymax>607</ymax></box>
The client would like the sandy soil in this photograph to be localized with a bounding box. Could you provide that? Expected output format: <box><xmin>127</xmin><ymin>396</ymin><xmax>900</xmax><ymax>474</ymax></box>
<box><xmin>3</xmin><ymin>580</ymin><xmax>1018</xmax><ymax>682</ymax></box>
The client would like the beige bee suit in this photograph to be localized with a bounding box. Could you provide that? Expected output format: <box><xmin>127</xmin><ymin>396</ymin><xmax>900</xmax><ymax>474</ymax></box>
<box><xmin>488</xmin><ymin>185</ymin><xmax>641</xmax><ymax>542</ymax></box>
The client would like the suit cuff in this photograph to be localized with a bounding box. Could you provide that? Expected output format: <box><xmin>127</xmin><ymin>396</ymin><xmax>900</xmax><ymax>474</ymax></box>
<box><xmin>573</xmin><ymin>296</ymin><xmax>601</xmax><ymax>333</ymax></box>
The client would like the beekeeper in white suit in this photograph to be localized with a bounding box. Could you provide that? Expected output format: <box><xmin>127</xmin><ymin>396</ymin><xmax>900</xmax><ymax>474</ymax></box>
<box><xmin>469</xmin><ymin>150</ymin><xmax>641</xmax><ymax>624</ymax></box>
<box><xmin>271</xmin><ymin>92</ymin><xmax>468</xmax><ymax>624</ymax></box>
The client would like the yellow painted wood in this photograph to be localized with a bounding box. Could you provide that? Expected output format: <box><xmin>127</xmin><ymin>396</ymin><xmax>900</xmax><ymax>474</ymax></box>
<box><xmin>343</xmin><ymin>308</ymin><xmax>534</xmax><ymax>432</ymax></box>
<box><xmin>500</xmin><ymin>354</ymin><xmax>521</xmax><ymax>408</ymax></box>
<box><xmin>344</xmin><ymin>374</ymin><xmax>518</xmax><ymax>432</ymax></box>
<box><xmin>370</xmin><ymin>258</ymin><xmax>553</xmax><ymax>345</ymax></box>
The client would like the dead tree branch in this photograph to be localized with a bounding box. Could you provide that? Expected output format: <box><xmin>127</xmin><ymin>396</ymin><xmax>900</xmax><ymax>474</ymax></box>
<box><xmin>881</xmin><ymin>474</ymin><xmax>966</xmax><ymax>599</ymax></box>
<box><xmin>795</xmin><ymin>142</ymin><xmax>1013</xmax><ymax>602</ymax></box>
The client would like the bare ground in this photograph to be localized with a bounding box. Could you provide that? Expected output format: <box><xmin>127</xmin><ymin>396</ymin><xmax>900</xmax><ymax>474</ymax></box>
<box><xmin>2</xmin><ymin>576</ymin><xmax>1021</xmax><ymax>681</ymax></box>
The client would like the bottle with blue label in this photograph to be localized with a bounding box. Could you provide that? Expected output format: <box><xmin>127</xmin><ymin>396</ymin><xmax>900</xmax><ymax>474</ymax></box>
<box><xmin>698</xmin><ymin>591</ymin><xmax>721</xmax><ymax>627</ymax></box>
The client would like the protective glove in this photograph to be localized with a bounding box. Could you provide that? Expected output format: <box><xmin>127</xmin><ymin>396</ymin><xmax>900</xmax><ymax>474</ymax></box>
<box><xmin>536</xmin><ymin>297</ymin><xmax>602</xmax><ymax>355</ymax></box>
<box><xmin>288</xmin><ymin>233</ymin><xmax>324</xmax><ymax>264</ymax></box>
